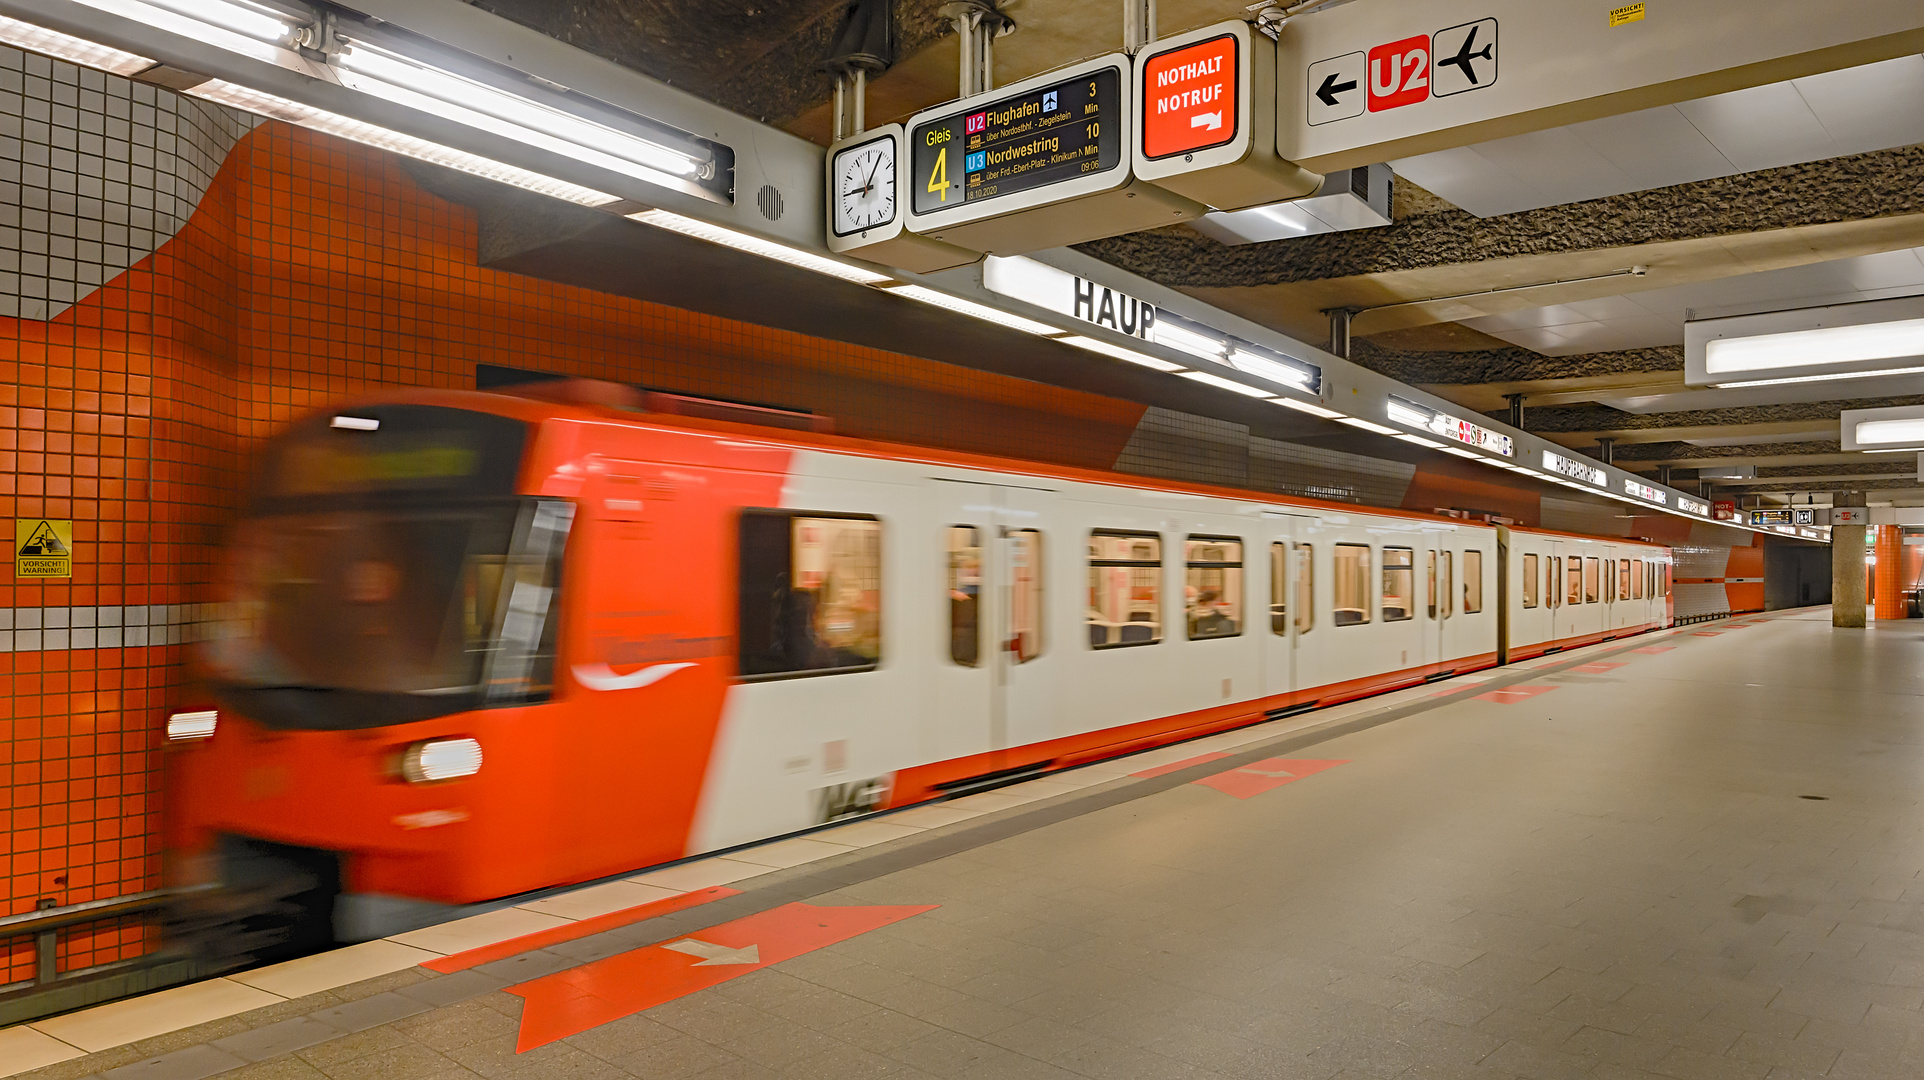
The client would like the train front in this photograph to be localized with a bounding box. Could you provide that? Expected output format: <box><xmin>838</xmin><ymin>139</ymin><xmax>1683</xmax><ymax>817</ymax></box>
<box><xmin>169</xmin><ymin>400</ymin><xmax>570</xmax><ymax>955</ymax></box>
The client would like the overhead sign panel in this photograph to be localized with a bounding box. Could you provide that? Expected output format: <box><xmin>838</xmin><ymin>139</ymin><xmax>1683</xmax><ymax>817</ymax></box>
<box><xmin>906</xmin><ymin>56</ymin><xmax>1203</xmax><ymax>255</ymax></box>
<box><xmin>1277</xmin><ymin>0</ymin><xmax>1924</xmax><ymax>172</ymax></box>
<box><xmin>1133</xmin><ymin>22</ymin><xmax>1320</xmax><ymax>211</ymax></box>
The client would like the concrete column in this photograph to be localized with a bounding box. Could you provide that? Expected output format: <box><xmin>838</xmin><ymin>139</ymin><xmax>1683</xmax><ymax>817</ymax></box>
<box><xmin>1875</xmin><ymin>525</ymin><xmax>1906</xmax><ymax>619</ymax></box>
<box><xmin>1833</xmin><ymin>491</ymin><xmax>1867</xmax><ymax>628</ymax></box>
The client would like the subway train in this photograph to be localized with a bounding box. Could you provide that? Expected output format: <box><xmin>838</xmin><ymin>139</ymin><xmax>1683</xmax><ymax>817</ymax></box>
<box><xmin>169</xmin><ymin>380</ymin><xmax>1672</xmax><ymax>947</ymax></box>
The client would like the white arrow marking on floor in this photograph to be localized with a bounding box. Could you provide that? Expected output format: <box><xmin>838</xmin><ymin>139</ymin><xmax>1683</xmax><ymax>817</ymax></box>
<box><xmin>1236</xmin><ymin>766</ymin><xmax>1297</xmax><ymax>778</ymax></box>
<box><xmin>662</xmin><ymin>938</ymin><xmax>762</xmax><ymax>966</ymax></box>
<box><xmin>1191</xmin><ymin>112</ymin><xmax>1223</xmax><ymax>130</ymax></box>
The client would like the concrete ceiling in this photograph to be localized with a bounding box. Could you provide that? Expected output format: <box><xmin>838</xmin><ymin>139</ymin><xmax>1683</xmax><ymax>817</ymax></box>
<box><xmin>466</xmin><ymin>0</ymin><xmax>1924</xmax><ymax>507</ymax></box>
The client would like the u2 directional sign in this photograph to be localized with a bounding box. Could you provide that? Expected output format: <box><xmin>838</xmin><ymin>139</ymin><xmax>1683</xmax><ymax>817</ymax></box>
<box><xmin>1307</xmin><ymin>18</ymin><xmax>1496</xmax><ymax>124</ymax></box>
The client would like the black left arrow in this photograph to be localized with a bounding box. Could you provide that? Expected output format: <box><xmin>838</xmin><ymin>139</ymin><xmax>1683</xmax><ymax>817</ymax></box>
<box><xmin>1316</xmin><ymin>72</ymin><xmax>1358</xmax><ymax>107</ymax></box>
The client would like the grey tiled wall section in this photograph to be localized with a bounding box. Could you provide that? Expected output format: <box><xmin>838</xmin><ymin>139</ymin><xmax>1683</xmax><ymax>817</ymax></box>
<box><xmin>0</xmin><ymin>45</ymin><xmax>254</xmax><ymax>320</ymax></box>
<box><xmin>1114</xmin><ymin>407</ymin><xmax>1416</xmax><ymax>506</ymax></box>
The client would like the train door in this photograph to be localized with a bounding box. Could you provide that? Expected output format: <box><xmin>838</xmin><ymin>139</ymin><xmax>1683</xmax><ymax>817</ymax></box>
<box><xmin>1552</xmin><ymin>541</ymin><xmax>1580</xmax><ymax>644</ymax></box>
<box><xmin>995</xmin><ymin>486</ymin><xmax>1058</xmax><ymax>752</ymax></box>
<box><xmin>1419</xmin><ymin>532</ymin><xmax>1445</xmax><ymax>673</ymax></box>
<box><xmin>1260</xmin><ymin>513</ymin><xmax>1304</xmax><ymax>700</ymax></box>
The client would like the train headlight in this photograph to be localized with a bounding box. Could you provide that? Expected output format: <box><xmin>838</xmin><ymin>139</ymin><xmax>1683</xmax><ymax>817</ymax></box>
<box><xmin>401</xmin><ymin>738</ymin><xmax>483</xmax><ymax>783</ymax></box>
<box><xmin>166</xmin><ymin>710</ymin><xmax>218</xmax><ymax>741</ymax></box>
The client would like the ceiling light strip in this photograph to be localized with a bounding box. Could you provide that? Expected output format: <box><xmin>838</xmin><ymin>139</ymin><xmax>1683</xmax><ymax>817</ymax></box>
<box><xmin>1712</xmin><ymin>363</ymin><xmax>1924</xmax><ymax>389</ymax></box>
<box><xmin>67</xmin><ymin>0</ymin><xmax>293</xmax><ymax>64</ymax></box>
<box><xmin>0</xmin><ymin>13</ymin><xmax>155</xmax><ymax>75</ymax></box>
<box><xmin>629</xmin><ymin>210</ymin><xmax>893</xmax><ymax>285</ymax></box>
<box><xmin>1058</xmin><ymin>335</ymin><xmax>1185</xmax><ymax>372</ymax></box>
<box><xmin>189</xmin><ymin>80</ymin><xmax>623</xmax><ymax>207</ymax></box>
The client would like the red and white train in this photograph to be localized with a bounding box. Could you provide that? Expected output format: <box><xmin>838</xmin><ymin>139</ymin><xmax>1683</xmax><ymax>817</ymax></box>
<box><xmin>171</xmin><ymin>380</ymin><xmax>1672</xmax><ymax>943</ymax></box>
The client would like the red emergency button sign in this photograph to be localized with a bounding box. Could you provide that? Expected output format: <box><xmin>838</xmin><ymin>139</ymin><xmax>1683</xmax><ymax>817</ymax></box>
<box><xmin>1141</xmin><ymin>34</ymin><xmax>1238</xmax><ymax>159</ymax></box>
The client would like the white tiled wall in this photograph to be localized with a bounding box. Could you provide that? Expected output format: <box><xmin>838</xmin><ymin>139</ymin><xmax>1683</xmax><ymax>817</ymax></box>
<box><xmin>0</xmin><ymin>45</ymin><xmax>254</xmax><ymax>320</ymax></box>
<box><xmin>0</xmin><ymin>604</ymin><xmax>211</xmax><ymax>651</ymax></box>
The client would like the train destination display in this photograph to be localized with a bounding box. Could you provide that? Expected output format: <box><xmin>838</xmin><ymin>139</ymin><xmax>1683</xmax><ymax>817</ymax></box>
<box><xmin>911</xmin><ymin>69</ymin><xmax>1122</xmax><ymax>216</ymax></box>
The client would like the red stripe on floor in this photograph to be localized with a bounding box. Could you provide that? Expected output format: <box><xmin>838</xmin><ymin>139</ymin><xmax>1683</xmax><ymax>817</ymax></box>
<box><xmin>1632</xmin><ymin>646</ymin><xmax>1674</xmax><ymax>654</ymax></box>
<box><xmin>1192</xmin><ymin>757</ymin><xmax>1348</xmax><ymax>799</ymax></box>
<box><xmin>1693</xmin><ymin>631</ymin><xmax>1723</xmax><ymax>636</ymax></box>
<box><xmin>1132</xmin><ymin>751</ymin><xmax>1232</xmax><ymax>778</ymax></box>
<box><xmin>423</xmin><ymin>886</ymin><xmax>740</xmax><ymax>974</ymax></box>
<box><xmin>1475</xmin><ymin>685</ymin><xmax>1558</xmax><ymax>704</ymax></box>
<box><xmin>509</xmin><ymin>901</ymin><xmax>938</xmax><ymax>1051</ymax></box>
<box><xmin>1570</xmin><ymin>662</ymin><xmax>1628</xmax><ymax>674</ymax></box>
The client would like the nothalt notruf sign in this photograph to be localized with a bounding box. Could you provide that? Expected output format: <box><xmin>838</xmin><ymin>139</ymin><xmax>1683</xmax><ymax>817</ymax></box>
<box><xmin>1132</xmin><ymin>21</ymin><xmax>1319</xmax><ymax>212</ymax></box>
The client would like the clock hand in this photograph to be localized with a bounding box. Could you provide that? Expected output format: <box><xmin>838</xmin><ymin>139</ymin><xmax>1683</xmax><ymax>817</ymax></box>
<box><xmin>863</xmin><ymin>154</ymin><xmax>882</xmax><ymax>196</ymax></box>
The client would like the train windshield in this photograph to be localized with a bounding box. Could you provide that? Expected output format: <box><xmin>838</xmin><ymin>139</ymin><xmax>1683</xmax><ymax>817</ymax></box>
<box><xmin>206</xmin><ymin>406</ymin><xmax>571</xmax><ymax>730</ymax></box>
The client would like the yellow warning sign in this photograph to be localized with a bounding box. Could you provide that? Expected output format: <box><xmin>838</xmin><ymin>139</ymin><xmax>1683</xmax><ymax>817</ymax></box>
<box><xmin>1608</xmin><ymin>3</ymin><xmax>1646</xmax><ymax>27</ymax></box>
<box><xmin>16</xmin><ymin>519</ymin><xmax>73</xmax><ymax>578</ymax></box>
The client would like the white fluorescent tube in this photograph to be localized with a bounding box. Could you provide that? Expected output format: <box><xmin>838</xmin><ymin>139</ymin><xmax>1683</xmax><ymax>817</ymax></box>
<box><xmin>1861</xmin><ymin>446</ymin><xmax>1924</xmax><ymax>454</ymax></box>
<box><xmin>631</xmin><ymin>210</ymin><xmax>893</xmax><ymax>286</ymax></box>
<box><xmin>1393</xmin><ymin>433</ymin><xmax>1447</xmax><ymax>449</ymax></box>
<box><xmin>1705</xmin><ymin>316</ymin><xmax>1924</xmax><ymax>374</ymax></box>
<box><xmin>0</xmin><ymin>14</ymin><xmax>156</xmax><ymax>75</ymax></box>
<box><xmin>336</xmin><ymin>41</ymin><xmax>708</xmax><ymax>190</ymax></box>
<box><xmin>1059</xmin><ymin>336</ymin><xmax>1184</xmax><ymax>372</ymax></box>
<box><xmin>1438</xmin><ymin>446</ymin><xmax>1482</xmax><ymax>458</ymax></box>
<box><xmin>1336</xmin><ymin>417</ymin><xmax>1400</xmax><ymax>435</ymax></box>
<box><xmin>884</xmin><ymin>285</ymin><xmax>1061</xmax><ymax>332</ymax></box>
<box><xmin>189</xmin><ymin>80</ymin><xmax>622</xmax><ymax>207</ymax></box>
<box><xmin>1712</xmin><ymin>363</ymin><xmax>1924</xmax><ymax>389</ymax></box>
<box><xmin>1228</xmin><ymin>349</ymin><xmax>1311</xmax><ymax>387</ymax></box>
<box><xmin>1275</xmin><ymin>397</ymin><xmax>1344</xmax><ymax>419</ymax></box>
<box><xmin>68</xmin><ymin>0</ymin><xmax>291</xmax><ymax>63</ymax></box>
<box><xmin>1180</xmin><ymin>371</ymin><xmax>1275</xmax><ymax>398</ymax></box>
<box><xmin>1153</xmin><ymin>321</ymin><xmax>1228</xmax><ymax>362</ymax></box>
<box><xmin>1385</xmin><ymin>400</ymin><xmax>1433</xmax><ymax>428</ymax></box>
<box><xmin>1855</xmin><ymin>418</ymin><xmax>1924</xmax><ymax>446</ymax></box>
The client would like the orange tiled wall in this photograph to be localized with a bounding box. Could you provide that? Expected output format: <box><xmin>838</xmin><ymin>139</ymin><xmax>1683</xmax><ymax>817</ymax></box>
<box><xmin>0</xmin><ymin>119</ymin><xmax>1148</xmax><ymax>981</ymax></box>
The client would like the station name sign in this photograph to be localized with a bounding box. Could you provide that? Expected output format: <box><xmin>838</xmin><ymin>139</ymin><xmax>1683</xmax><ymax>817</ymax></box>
<box><xmin>1676</xmin><ymin>495</ymin><xmax>1710</xmax><ymax>516</ymax></box>
<box><xmin>1542</xmin><ymin>449</ymin><xmax>1606</xmax><ymax>485</ymax></box>
<box><xmin>982</xmin><ymin>257</ymin><xmax>1158</xmax><ymax>338</ymax></box>
<box><xmin>911</xmin><ymin>70</ymin><xmax>1122</xmax><ymax>215</ymax></box>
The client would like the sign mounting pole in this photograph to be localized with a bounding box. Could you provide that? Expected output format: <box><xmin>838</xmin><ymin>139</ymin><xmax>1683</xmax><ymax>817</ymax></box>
<box><xmin>1124</xmin><ymin>0</ymin><xmax>1158</xmax><ymax>54</ymax></box>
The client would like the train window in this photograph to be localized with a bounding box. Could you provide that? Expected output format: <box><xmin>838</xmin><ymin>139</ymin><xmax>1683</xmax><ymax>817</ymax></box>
<box><xmin>1270</xmin><ymin>543</ymin><xmax>1286</xmax><ymax>634</ymax></box>
<box><xmin>1295</xmin><ymin>544</ymin><xmax>1314</xmax><ymax>634</ymax></box>
<box><xmin>1089</xmin><ymin>531</ymin><xmax>1162</xmax><ymax>648</ymax></box>
<box><xmin>948</xmin><ymin>526</ymin><xmax>981</xmax><ymax>667</ymax></box>
<box><xmin>1566</xmin><ymin>558</ymin><xmax>1583</xmax><ymax>606</ymax></box>
<box><xmin>1584</xmin><ymin>557</ymin><xmax>1601</xmax><ymax>603</ymax></box>
<box><xmin>1463</xmin><ymin>550</ymin><xmax>1483</xmax><ymax>613</ymax></box>
<box><xmin>739</xmin><ymin>512</ymin><xmax>882</xmax><ymax>679</ymax></box>
<box><xmin>1664</xmin><ymin>563</ymin><xmax>1672</xmax><ymax>596</ymax></box>
<box><xmin>1333</xmin><ymin>544</ymin><xmax>1371</xmax><ymax>625</ymax></box>
<box><xmin>1522</xmin><ymin>553</ymin><xmax>1539</xmax><ymax>608</ymax></box>
<box><xmin>1604</xmin><ymin>561</ymin><xmax>1615</xmax><ymax>603</ymax></box>
<box><xmin>1619</xmin><ymin>558</ymin><xmax>1631</xmax><ymax>600</ymax></box>
<box><xmin>1632</xmin><ymin>559</ymin><xmax>1643</xmax><ymax>599</ymax></box>
<box><xmin>1426</xmin><ymin>550</ymin><xmax>1437</xmax><ymax>618</ymax></box>
<box><xmin>1009</xmin><ymin>529</ymin><xmax>1044</xmax><ymax>663</ymax></box>
<box><xmin>1441</xmin><ymin>551</ymin><xmax>1454</xmax><ymax>619</ymax></box>
<box><xmin>1382</xmin><ymin>547</ymin><xmax>1413</xmax><ymax>622</ymax></box>
<box><xmin>1186</xmin><ymin>537</ymin><xmax>1243</xmax><ymax>639</ymax></box>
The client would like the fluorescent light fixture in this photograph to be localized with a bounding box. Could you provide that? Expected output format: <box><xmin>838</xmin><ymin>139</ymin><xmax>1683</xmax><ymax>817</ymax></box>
<box><xmin>1385</xmin><ymin>399</ymin><xmax>1433</xmax><ymax>428</ymax></box>
<box><xmin>1713</xmin><ymin>363</ymin><xmax>1924</xmax><ymax>389</ymax></box>
<box><xmin>1438</xmin><ymin>446</ymin><xmax>1481</xmax><ymax>459</ymax></box>
<box><xmin>190</xmin><ymin>80</ymin><xmax>622</xmax><ymax>206</ymax></box>
<box><xmin>1228</xmin><ymin>348</ymin><xmax>1312</xmax><ymax>388</ymax></box>
<box><xmin>166</xmin><ymin>709</ymin><xmax>218</xmax><ymax>742</ymax></box>
<box><xmin>1180</xmin><ymin>371</ymin><xmax>1274</xmax><ymax>398</ymax></box>
<box><xmin>69</xmin><ymin>0</ymin><xmax>293</xmax><ymax>64</ymax></box>
<box><xmin>330</xmin><ymin>415</ymin><xmax>380</xmax><ymax>431</ymax></box>
<box><xmin>631</xmin><ymin>210</ymin><xmax>893</xmax><ymax>286</ymax></box>
<box><xmin>1705</xmin><ymin>316</ymin><xmax>1924</xmax><ymax>375</ymax></box>
<box><xmin>1275</xmin><ymin>397</ymin><xmax>1344</xmax><ymax>419</ymax></box>
<box><xmin>1336</xmin><ymin>417</ymin><xmax>1400</xmax><ymax>435</ymax></box>
<box><xmin>1059</xmin><ymin>335</ymin><xmax>1183</xmax><ymax>372</ymax></box>
<box><xmin>1153</xmin><ymin>320</ymin><xmax>1227</xmax><ymax>362</ymax></box>
<box><xmin>1861</xmin><ymin>446</ymin><xmax>1924</xmax><ymax>454</ymax></box>
<box><xmin>1855</xmin><ymin>418</ymin><xmax>1924</xmax><ymax>446</ymax></box>
<box><xmin>336</xmin><ymin>40</ymin><xmax>710</xmax><ymax>191</ymax></box>
<box><xmin>1393</xmin><ymin>433</ymin><xmax>1447</xmax><ymax>449</ymax></box>
<box><xmin>0</xmin><ymin>14</ymin><xmax>156</xmax><ymax>75</ymax></box>
<box><xmin>883</xmin><ymin>284</ymin><xmax>1062</xmax><ymax>332</ymax></box>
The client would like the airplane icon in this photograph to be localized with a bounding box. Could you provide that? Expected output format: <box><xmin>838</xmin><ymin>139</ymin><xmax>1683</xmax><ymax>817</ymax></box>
<box><xmin>1437</xmin><ymin>23</ymin><xmax>1492</xmax><ymax>85</ymax></box>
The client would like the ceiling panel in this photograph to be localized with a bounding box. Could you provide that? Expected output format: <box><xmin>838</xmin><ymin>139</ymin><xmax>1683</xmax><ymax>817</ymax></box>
<box><xmin>1673</xmin><ymin>81</ymin><xmax>1840</xmax><ymax>174</ymax></box>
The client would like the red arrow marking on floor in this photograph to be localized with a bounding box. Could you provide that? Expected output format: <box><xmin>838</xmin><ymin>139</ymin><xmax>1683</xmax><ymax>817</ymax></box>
<box><xmin>424</xmin><ymin>886</ymin><xmax>740</xmax><ymax>974</ymax></box>
<box><xmin>1693</xmin><ymin>631</ymin><xmax>1723</xmax><ymax>636</ymax></box>
<box><xmin>1475</xmin><ymin>684</ymin><xmax>1558</xmax><ymax>704</ymax></box>
<box><xmin>1570</xmin><ymin>662</ymin><xmax>1627</xmax><ymax>674</ymax></box>
<box><xmin>1632</xmin><ymin>646</ymin><xmax>1674</xmax><ymax>654</ymax></box>
<box><xmin>507</xmin><ymin>902</ymin><xmax>937</xmax><ymax>1052</ymax></box>
<box><xmin>1132</xmin><ymin>751</ymin><xmax>1231</xmax><ymax>778</ymax></box>
<box><xmin>1193</xmin><ymin>757</ymin><xmax>1347</xmax><ymax>799</ymax></box>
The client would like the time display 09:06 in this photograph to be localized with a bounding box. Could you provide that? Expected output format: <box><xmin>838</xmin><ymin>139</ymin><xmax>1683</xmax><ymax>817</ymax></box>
<box><xmin>910</xmin><ymin>69</ymin><xmax>1121</xmax><ymax>216</ymax></box>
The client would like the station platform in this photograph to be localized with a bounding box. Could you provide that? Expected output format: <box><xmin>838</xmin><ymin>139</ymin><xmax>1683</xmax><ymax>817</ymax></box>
<box><xmin>7</xmin><ymin>607</ymin><xmax>1924</xmax><ymax>1080</ymax></box>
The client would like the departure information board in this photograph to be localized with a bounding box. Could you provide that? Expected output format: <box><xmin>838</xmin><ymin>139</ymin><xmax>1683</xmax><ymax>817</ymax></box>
<box><xmin>910</xmin><ymin>68</ymin><xmax>1122</xmax><ymax>216</ymax></box>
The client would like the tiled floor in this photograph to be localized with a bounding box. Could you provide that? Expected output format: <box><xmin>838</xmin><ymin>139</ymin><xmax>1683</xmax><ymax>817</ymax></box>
<box><xmin>17</xmin><ymin>608</ymin><xmax>1924</xmax><ymax>1080</ymax></box>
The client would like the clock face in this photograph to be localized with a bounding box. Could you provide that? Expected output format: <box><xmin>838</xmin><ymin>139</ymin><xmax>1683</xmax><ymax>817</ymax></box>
<box><xmin>832</xmin><ymin>136</ymin><xmax>896</xmax><ymax>237</ymax></box>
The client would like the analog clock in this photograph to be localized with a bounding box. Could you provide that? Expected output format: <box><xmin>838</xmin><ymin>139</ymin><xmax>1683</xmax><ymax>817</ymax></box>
<box><xmin>832</xmin><ymin>133</ymin><xmax>896</xmax><ymax>237</ymax></box>
<box><xmin>824</xmin><ymin>124</ymin><xmax>978</xmax><ymax>273</ymax></box>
